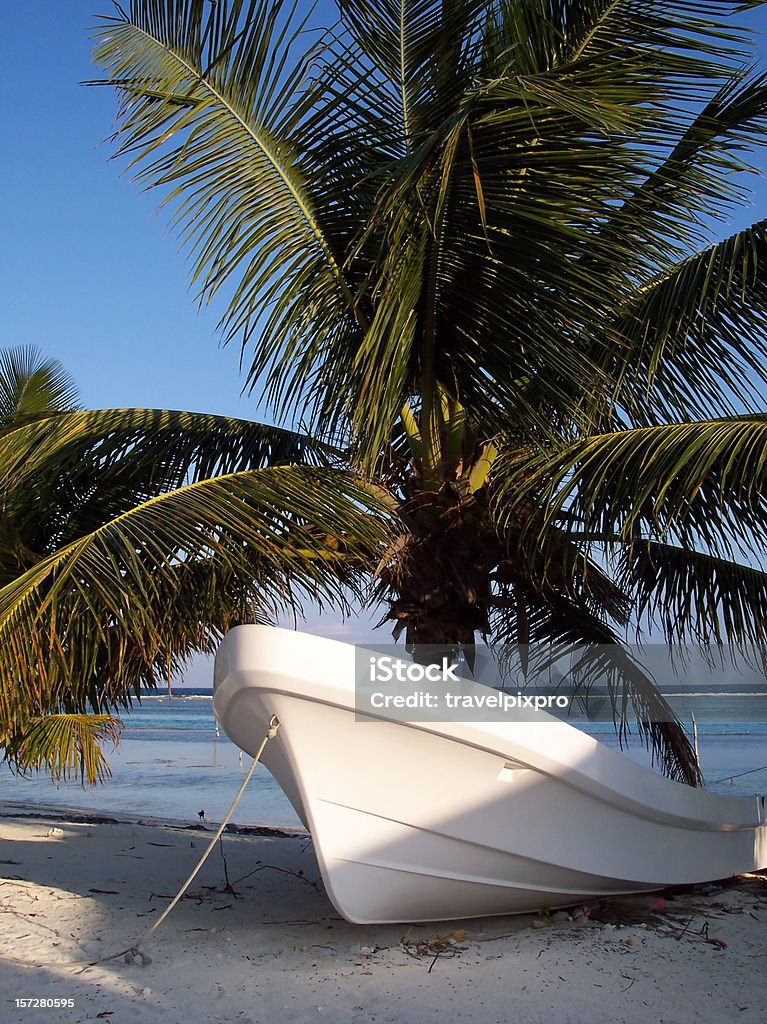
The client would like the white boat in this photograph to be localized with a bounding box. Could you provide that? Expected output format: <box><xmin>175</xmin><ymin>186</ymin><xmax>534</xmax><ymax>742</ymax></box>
<box><xmin>212</xmin><ymin>625</ymin><xmax>767</xmax><ymax>924</ymax></box>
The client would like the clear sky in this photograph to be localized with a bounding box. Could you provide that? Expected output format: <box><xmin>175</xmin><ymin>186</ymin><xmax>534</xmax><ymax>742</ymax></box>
<box><xmin>4</xmin><ymin>2</ymin><xmax>767</xmax><ymax>681</ymax></box>
<box><xmin>3</xmin><ymin>2</ymin><xmax>262</xmax><ymax>418</ymax></box>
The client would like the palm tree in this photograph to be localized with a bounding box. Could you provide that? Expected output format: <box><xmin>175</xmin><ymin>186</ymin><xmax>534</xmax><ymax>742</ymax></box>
<box><xmin>0</xmin><ymin>351</ymin><xmax>388</xmax><ymax>782</ymax></box>
<box><xmin>6</xmin><ymin>0</ymin><xmax>767</xmax><ymax>786</ymax></box>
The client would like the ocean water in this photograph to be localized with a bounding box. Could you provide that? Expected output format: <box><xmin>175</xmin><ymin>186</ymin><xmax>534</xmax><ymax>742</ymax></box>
<box><xmin>0</xmin><ymin>690</ymin><xmax>765</xmax><ymax>827</ymax></box>
<box><xmin>0</xmin><ymin>691</ymin><xmax>303</xmax><ymax>828</ymax></box>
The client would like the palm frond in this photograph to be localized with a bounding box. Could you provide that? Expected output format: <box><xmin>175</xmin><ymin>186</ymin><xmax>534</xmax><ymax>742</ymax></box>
<box><xmin>336</xmin><ymin>0</ymin><xmax>488</xmax><ymax>147</ymax></box>
<box><xmin>90</xmin><ymin>0</ymin><xmax>363</xmax><ymax>421</ymax></box>
<box><xmin>573</xmin><ymin>1</ymin><xmax>756</xmax><ymax>89</ymax></box>
<box><xmin>608</xmin><ymin>220</ymin><xmax>767</xmax><ymax>423</ymax></box>
<box><xmin>4</xmin><ymin>714</ymin><xmax>121</xmax><ymax>785</ymax></box>
<box><xmin>0</xmin><ymin>345</ymin><xmax>80</xmax><ymax>427</ymax></box>
<box><xmin>0</xmin><ymin>406</ymin><xmax>332</xmax><ymax>481</ymax></box>
<box><xmin>619</xmin><ymin>540</ymin><xmax>767</xmax><ymax>644</ymax></box>
<box><xmin>0</xmin><ymin>408</ymin><xmax>340</xmax><ymax>587</ymax></box>
<box><xmin>0</xmin><ymin>465</ymin><xmax>390</xmax><ymax>728</ymax></box>
<box><xmin>490</xmin><ymin>591</ymin><xmax>701</xmax><ymax>785</ymax></box>
<box><xmin>595</xmin><ymin>71</ymin><xmax>767</xmax><ymax>271</ymax></box>
<box><xmin>495</xmin><ymin>416</ymin><xmax>767</xmax><ymax>557</ymax></box>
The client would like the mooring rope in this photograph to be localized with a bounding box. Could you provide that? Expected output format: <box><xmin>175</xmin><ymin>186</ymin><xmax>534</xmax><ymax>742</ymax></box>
<box><xmin>3</xmin><ymin>715</ymin><xmax>281</xmax><ymax>972</ymax></box>
<box><xmin>708</xmin><ymin>762</ymin><xmax>767</xmax><ymax>786</ymax></box>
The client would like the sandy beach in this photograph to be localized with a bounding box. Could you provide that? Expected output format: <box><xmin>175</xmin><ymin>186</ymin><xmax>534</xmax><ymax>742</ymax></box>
<box><xmin>1</xmin><ymin>810</ymin><xmax>765</xmax><ymax>1024</ymax></box>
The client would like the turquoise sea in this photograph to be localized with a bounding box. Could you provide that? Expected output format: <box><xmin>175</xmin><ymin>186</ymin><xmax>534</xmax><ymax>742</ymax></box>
<box><xmin>0</xmin><ymin>689</ymin><xmax>766</xmax><ymax>828</ymax></box>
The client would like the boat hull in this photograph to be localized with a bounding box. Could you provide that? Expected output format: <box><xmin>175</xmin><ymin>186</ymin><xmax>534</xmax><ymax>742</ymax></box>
<box><xmin>213</xmin><ymin>626</ymin><xmax>767</xmax><ymax>924</ymax></box>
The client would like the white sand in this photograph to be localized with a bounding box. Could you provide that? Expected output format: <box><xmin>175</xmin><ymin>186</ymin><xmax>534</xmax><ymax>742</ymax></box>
<box><xmin>1</xmin><ymin>811</ymin><xmax>766</xmax><ymax>1024</ymax></box>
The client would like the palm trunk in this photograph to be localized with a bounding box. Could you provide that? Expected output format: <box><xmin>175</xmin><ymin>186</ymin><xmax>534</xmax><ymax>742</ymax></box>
<box><xmin>384</xmin><ymin>486</ymin><xmax>499</xmax><ymax>654</ymax></box>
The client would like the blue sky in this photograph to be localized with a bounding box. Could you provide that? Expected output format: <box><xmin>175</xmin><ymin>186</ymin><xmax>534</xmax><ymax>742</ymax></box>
<box><xmin>3</xmin><ymin>2</ymin><xmax>260</xmax><ymax>418</ymax></box>
<box><xmin>4</xmin><ymin>3</ymin><xmax>767</xmax><ymax>680</ymax></box>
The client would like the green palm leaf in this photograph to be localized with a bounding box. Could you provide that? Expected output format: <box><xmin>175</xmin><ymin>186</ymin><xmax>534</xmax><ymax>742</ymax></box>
<box><xmin>335</xmin><ymin>0</ymin><xmax>488</xmax><ymax>147</ymax></box>
<box><xmin>608</xmin><ymin>221</ymin><xmax>767</xmax><ymax>423</ymax></box>
<box><xmin>620</xmin><ymin>541</ymin><xmax>767</xmax><ymax>645</ymax></box>
<box><xmin>0</xmin><ymin>463</ymin><xmax>389</xmax><ymax>727</ymax></box>
<box><xmin>90</xmin><ymin>0</ymin><xmax>362</xmax><ymax>421</ymax></box>
<box><xmin>496</xmin><ymin>416</ymin><xmax>767</xmax><ymax>556</ymax></box>
<box><xmin>4</xmin><ymin>714</ymin><xmax>121</xmax><ymax>785</ymax></box>
<box><xmin>0</xmin><ymin>344</ymin><xmax>80</xmax><ymax>427</ymax></box>
<box><xmin>0</xmin><ymin>408</ymin><xmax>342</xmax><ymax>602</ymax></box>
<box><xmin>490</xmin><ymin>594</ymin><xmax>702</xmax><ymax>785</ymax></box>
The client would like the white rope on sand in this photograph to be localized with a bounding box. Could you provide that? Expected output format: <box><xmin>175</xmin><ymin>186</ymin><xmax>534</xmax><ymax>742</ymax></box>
<box><xmin>4</xmin><ymin>715</ymin><xmax>281</xmax><ymax>972</ymax></box>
